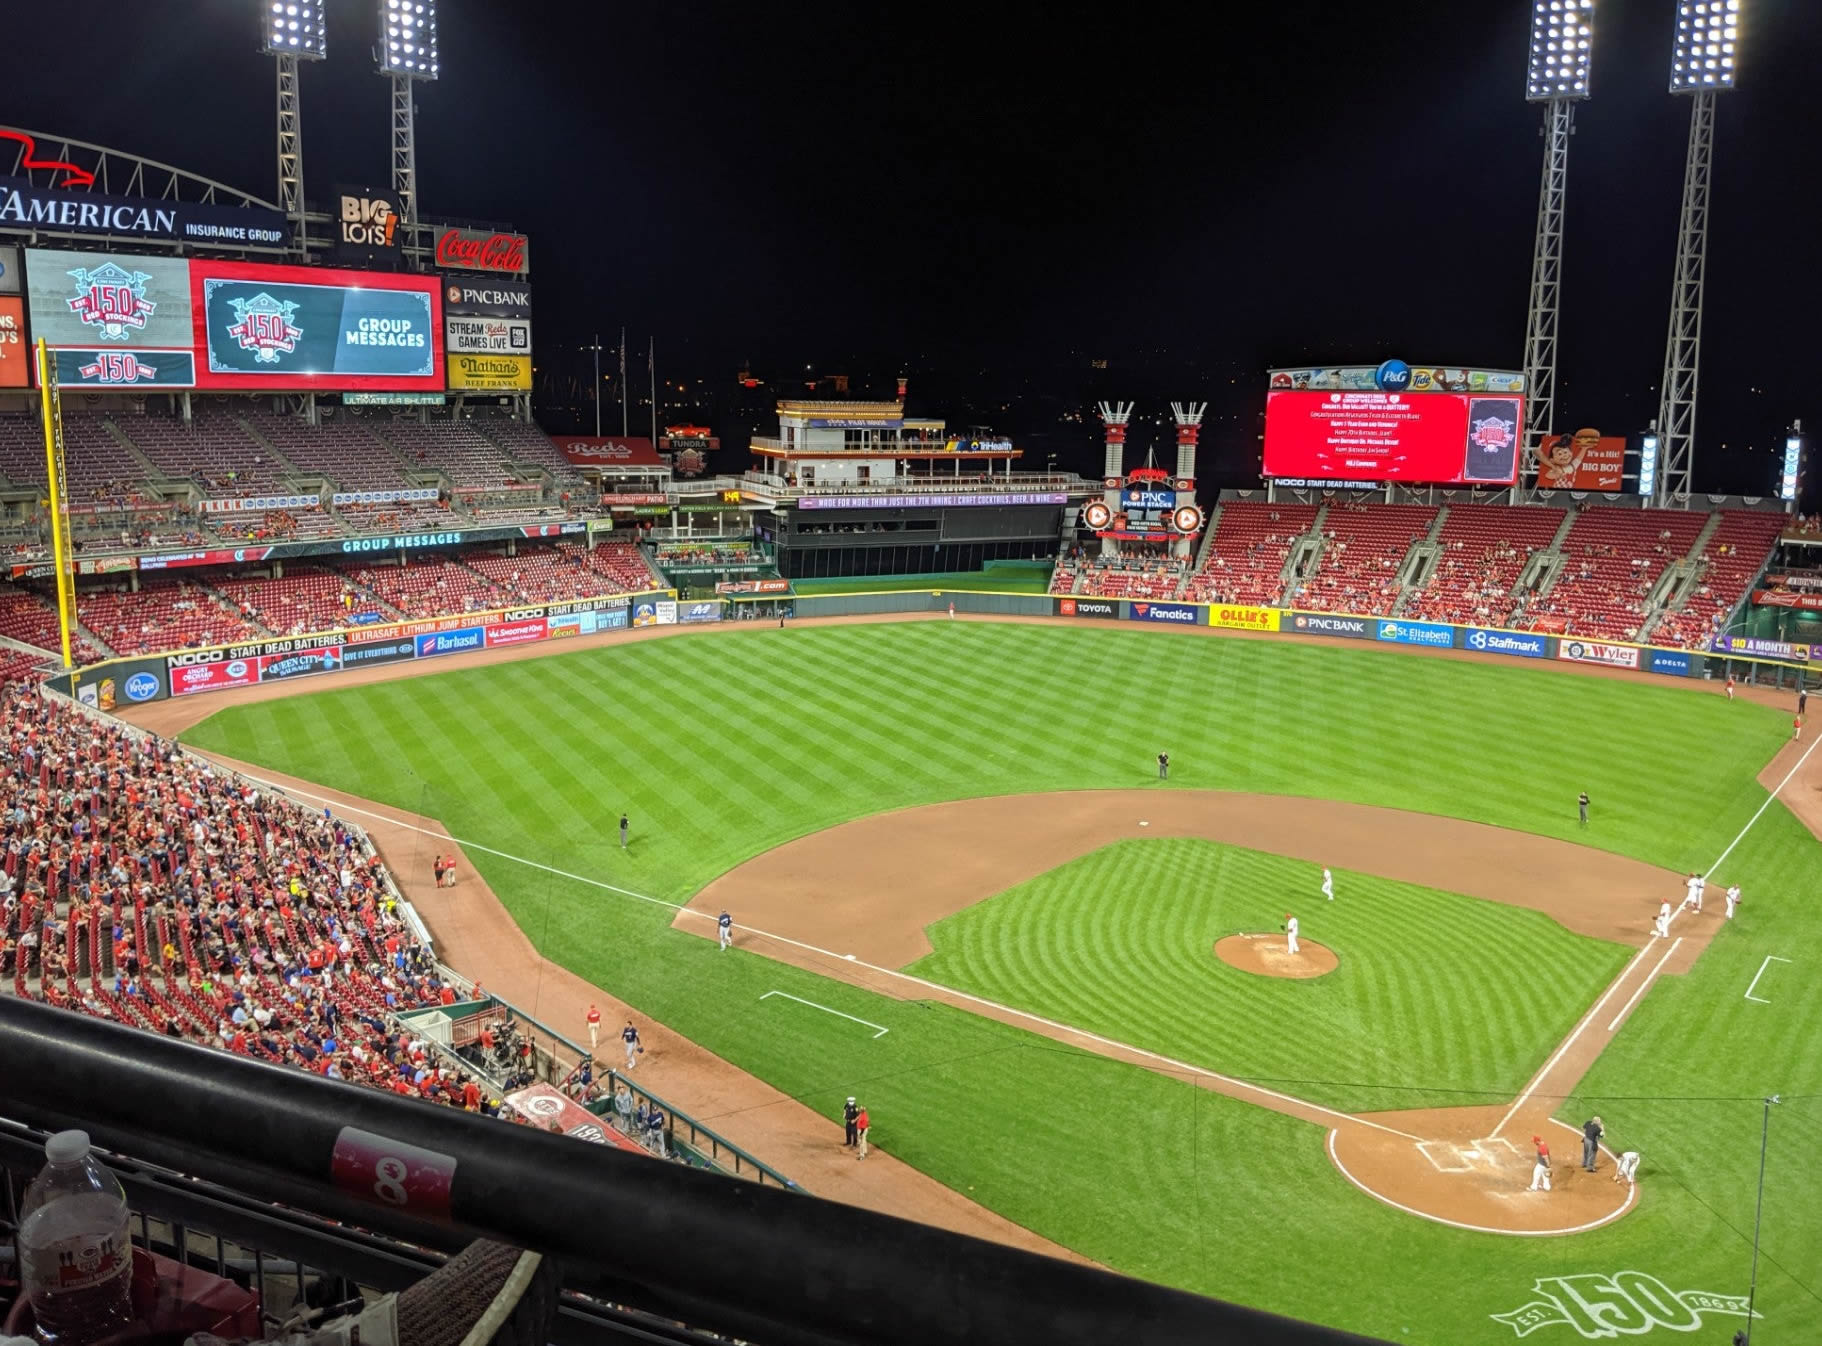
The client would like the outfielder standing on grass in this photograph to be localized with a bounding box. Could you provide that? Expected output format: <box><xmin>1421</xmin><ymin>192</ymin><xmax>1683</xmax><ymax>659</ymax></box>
<box><xmin>622</xmin><ymin>1020</ymin><xmax>643</xmax><ymax>1070</ymax></box>
<box><xmin>619</xmin><ymin>813</ymin><xmax>630</xmax><ymax>850</ymax></box>
<box><xmin>1321</xmin><ymin>867</ymin><xmax>1334</xmax><ymax>901</ymax></box>
<box><xmin>718</xmin><ymin>910</ymin><xmax>733</xmax><ymax>950</ymax></box>
<box><xmin>1578</xmin><ymin>791</ymin><xmax>1590</xmax><ymax>827</ymax></box>
<box><xmin>1725</xmin><ymin>884</ymin><xmax>1742</xmax><ymax>919</ymax></box>
<box><xmin>1157</xmin><ymin>750</ymin><xmax>1169</xmax><ymax>780</ymax></box>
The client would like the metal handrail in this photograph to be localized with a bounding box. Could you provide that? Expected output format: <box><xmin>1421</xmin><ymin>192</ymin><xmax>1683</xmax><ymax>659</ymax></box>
<box><xmin>0</xmin><ymin>997</ymin><xmax>1388</xmax><ymax>1346</ymax></box>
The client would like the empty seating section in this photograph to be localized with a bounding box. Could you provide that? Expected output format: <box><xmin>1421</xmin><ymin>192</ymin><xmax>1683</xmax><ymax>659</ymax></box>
<box><xmin>341</xmin><ymin>557</ymin><xmax>506</xmax><ymax>616</ymax></box>
<box><xmin>1652</xmin><ymin>511</ymin><xmax>1787</xmax><ymax>649</ymax></box>
<box><xmin>382</xmin><ymin>419</ymin><xmax>524</xmax><ymax>488</ymax></box>
<box><xmin>464</xmin><ymin>549</ymin><xmax>631</xmax><ymax>604</ymax></box>
<box><xmin>116</xmin><ymin>409</ymin><xmax>287</xmax><ymax>495</ymax></box>
<box><xmin>216</xmin><ymin>567</ymin><xmax>387</xmax><ymax>637</ymax></box>
<box><xmin>335</xmin><ymin>499</ymin><xmax>464</xmax><ymax>534</ymax></box>
<box><xmin>569</xmin><ymin>542</ymin><xmax>662</xmax><ymax>592</ymax></box>
<box><xmin>1519</xmin><ymin>508</ymin><xmax>1707</xmax><ymax>641</ymax></box>
<box><xmin>1078</xmin><ymin>556</ymin><xmax>1185</xmax><ymax>599</ymax></box>
<box><xmin>474</xmin><ymin>413</ymin><xmax>589</xmax><ymax>487</ymax></box>
<box><xmin>0</xmin><ymin>584</ymin><xmax>106</xmax><ymax>662</ymax></box>
<box><xmin>1405</xmin><ymin>505</ymin><xmax>1565</xmax><ymax>626</ymax></box>
<box><xmin>243</xmin><ymin>408</ymin><xmax>414</xmax><ymax>492</ymax></box>
<box><xmin>1183</xmin><ymin>502</ymin><xmax>1319</xmax><ymax>605</ymax></box>
<box><xmin>205</xmin><ymin>507</ymin><xmax>342</xmax><ymax>543</ymax></box>
<box><xmin>78</xmin><ymin>578</ymin><xmax>264</xmax><ymax>655</ymax></box>
<box><xmin>1299</xmin><ymin>503</ymin><xmax>1436</xmax><ymax>616</ymax></box>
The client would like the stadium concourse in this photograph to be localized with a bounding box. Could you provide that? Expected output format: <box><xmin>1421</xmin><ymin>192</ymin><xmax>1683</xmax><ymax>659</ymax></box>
<box><xmin>1055</xmin><ymin>496</ymin><xmax>1787</xmax><ymax>648</ymax></box>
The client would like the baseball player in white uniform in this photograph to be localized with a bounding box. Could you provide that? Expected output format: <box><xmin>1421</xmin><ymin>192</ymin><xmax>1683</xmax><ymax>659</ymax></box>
<box><xmin>1284</xmin><ymin>914</ymin><xmax>1300</xmax><ymax>956</ymax></box>
<box><xmin>1683</xmin><ymin>873</ymin><xmax>1704</xmax><ymax>912</ymax></box>
<box><xmin>1654</xmin><ymin>902</ymin><xmax>1672</xmax><ymax>939</ymax></box>
<box><xmin>1614</xmin><ymin>1150</ymin><xmax>1641</xmax><ymax>1184</ymax></box>
<box><xmin>1725</xmin><ymin>885</ymin><xmax>1741</xmax><ymax>920</ymax></box>
<box><xmin>1320</xmin><ymin>868</ymin><xmax>1334</xmax><ymax>901</ymax></box>
<box><xmin>1529</xmin><ymin>1136</ymin><xmax>1552</xmax><ymax>1192</ymax></box>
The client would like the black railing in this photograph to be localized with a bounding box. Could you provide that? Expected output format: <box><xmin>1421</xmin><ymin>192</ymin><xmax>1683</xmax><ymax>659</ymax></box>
<box><xmin>0</xmin><ymin>997</ymin><xmax>1391</xmax><ymax>1346</ymax></box>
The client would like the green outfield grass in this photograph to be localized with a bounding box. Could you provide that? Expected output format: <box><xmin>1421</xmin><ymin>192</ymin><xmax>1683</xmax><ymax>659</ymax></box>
<box><xmin>180</xmin><ymin>620</ymin><xmax>1822</xmax><ymax>1343</ymax></box>
<box><xmin>908</xmin><ymin>838</ymin><xmax>1633</xmax><ymax>1113</ymax></box>
<box><xmin>786</xmin><ymin>562</ymin><xmax>1052</xmax><ymax>595</ymax></box>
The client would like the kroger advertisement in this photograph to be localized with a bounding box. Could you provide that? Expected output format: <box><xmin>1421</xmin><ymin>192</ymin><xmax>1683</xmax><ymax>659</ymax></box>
<box><xmin>193</xmin><ymin>261</ymin><xmax>443</xmax><ymax>391</ymax></box>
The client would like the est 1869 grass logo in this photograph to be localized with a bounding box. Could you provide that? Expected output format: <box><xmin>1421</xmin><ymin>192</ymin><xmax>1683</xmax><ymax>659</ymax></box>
<box><xmin>1493</xmin><ymin>1273</ymin><xmax>1759</xmax><ymax>1338</ymax></box>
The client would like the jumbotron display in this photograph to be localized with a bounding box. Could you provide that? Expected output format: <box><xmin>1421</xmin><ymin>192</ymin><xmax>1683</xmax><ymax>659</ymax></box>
<box><xmin>1264</xmin><ymin>362</ymin><xmax>1525</xmax><ymax>487</ymax></box>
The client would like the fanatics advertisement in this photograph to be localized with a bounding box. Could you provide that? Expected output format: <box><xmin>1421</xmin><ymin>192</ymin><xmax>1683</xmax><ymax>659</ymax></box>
<box><xmin>1534</xmin><ymin>429</ymin><xmax>1629</xmax><ymax>492</ymax></box>
<box><xmin>1209</xmin><ymin>604</ymin><xmax>1281</xmax><ymax>633</ymax></box>
<box><xmin>1263</xmin><ymin>390</ymin><xmax>1523</xmax><ymax>486</ymax></box>
<box><xmin>447</xmin><ymin>352</ymin><xmax>531</xmax><ymax>391</ymax></box>
<box><xmin>1557</xmin><ymin>639</ymin><xmax>1641</xmax><ymax>669</ymax></box>
<box><xmin>194</xmin><ymin>261</ymin><xmax>443</xmax><ymax>390</ymax></box>
<box><xmin>0</xmin><ymin>175</ymin><xmax>289</xmax><ymax>247</ymax></box>
<box><xmin>1128</xmin><ymin>601</ymin><xmax>1200</xmax><ymax>626</ymax></box>
<box><xmin>445</xmin><ymin>316</ymin><xmax>531</xmax><ymax>354</ymax></box>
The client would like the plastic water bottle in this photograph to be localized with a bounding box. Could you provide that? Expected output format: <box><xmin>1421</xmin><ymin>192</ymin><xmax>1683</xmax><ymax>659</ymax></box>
<box><xmin>16</xmin><ymin>1131</ymin><xmax>135</xmax><ymax>1346</ymax></box>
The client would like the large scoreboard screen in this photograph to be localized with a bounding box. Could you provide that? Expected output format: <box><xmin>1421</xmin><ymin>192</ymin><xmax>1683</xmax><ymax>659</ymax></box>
<box><xmin>1263</xmin><ymin>364</ymin><xmax>1524</xmax><ymax>487</ymax></box>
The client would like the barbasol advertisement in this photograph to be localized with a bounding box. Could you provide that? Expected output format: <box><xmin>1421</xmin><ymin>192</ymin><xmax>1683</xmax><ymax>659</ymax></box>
<box><xmin>416</xmin><ymin>627</ymin><xmax>484</xmax><ymax>659</ymax></box>
<box><xmin>194</xmin><ymin>260</ymin><xmax>443</xmax><ymax>391</ymax></box>
<box><xmin>1375</xmin><ymin>619</ymin><xmax>1454</xmax><ymax>649</ymax></box>
<box><xmin>1129</xmin><ymin>601</ymin><xmax>1201</xmax><ymax>626</ymax></box>
<box><xmin>1462</xmin><ymin>627</ymin><xmax>1547</xmax><ymax>659</ymax></box>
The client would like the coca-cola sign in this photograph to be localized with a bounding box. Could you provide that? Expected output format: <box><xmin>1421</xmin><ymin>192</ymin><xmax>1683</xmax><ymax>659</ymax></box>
<box><xmin>435</xmin><ymin>228</ymin><xmax>529</xmax><ymax>274</ymax></box>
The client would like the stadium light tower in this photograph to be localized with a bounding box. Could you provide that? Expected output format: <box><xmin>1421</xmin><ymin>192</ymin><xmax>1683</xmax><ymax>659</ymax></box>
<box><xmin>378</xmin><ymin>0</ymin><xmax>439</xmax><ymax>231</ymax></box>
<box><xmin>261</xmin><ymin>2</ymin><xmax>326</xmax><ymax>257</ymax></box>
<box><xmin>1655</xmin><ymin>0</ymin><xmax>1743</xmax><ymax>508</ymax></box>
<box><xmin>1521</xmin><ymin>1</ymin><xmax>1596</xmax><ymax>489</ymax></box>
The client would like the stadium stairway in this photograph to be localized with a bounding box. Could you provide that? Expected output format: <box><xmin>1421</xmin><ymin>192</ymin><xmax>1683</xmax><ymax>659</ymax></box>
<box><xmin>98</xmin><ymin>418</ymin><xmax>166</xmax><ymax>484</ymax></box>
<box><xmin>232</xmin><ymin>413</ymin><xmax>308</xmax><ymax>480</ymax></box>
<box><xmin>1277</xmin><ymin>505</ymin><xmax>1328</xmax><ymax>608</ymax></box>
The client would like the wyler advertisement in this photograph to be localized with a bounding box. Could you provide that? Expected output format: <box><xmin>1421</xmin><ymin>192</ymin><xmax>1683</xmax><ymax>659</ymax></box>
<box><xmin>193</xmin><ymin>261</ymin><xmax>443</xmax><ymax>391</ymax></box>
<box><xmin>1557</xmin><ymin>639</ymin><xmax>1641</xmax><ymax>669</ymax></box>
<box><xmin>445</xmin><ymin>316</ymin><xmax>530</xmax><ymax>354</ymax></box>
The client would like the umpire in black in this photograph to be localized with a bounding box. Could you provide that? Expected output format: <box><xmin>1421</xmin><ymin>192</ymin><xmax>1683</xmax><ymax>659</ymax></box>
<box><xmin>1581</xmin><ymin>1115</ymin><xmax>1604</xmax><ymax>1171</ymax></box>
<box><xmin>843</xmin><ymin>1097</ymin><xmax>859</xmax><ymax>1147</ymax></box>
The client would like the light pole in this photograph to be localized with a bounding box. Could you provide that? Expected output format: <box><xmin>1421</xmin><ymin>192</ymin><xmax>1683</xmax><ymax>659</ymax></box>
<box><xmin>1521</xmin><ymin>0</ymin><xmax>1596</xmax><ymax>492</ymax></box>
<box><xmin>1656</xmin><ymin>0</ymin><xmax>1744</xmax><ymax>507</ymax></box>
<box><xmin>260</xmin><ymin>2</ymin><xmax>326</xmax><ymax>259</ymax></box>
<box><xmin>584</xmin><ymin>335</ymin><xmax>605</xmax><ymax>439</ymax></box>
<box><xmin>377</xmin><ymin>0</ymin><xmax>439</xmax><ymax>236</ymax></box>
<box><xmin>1742</xmin><ymin>1093</ymin><xmax>1780</xmax><ymax>1342</ymax></box>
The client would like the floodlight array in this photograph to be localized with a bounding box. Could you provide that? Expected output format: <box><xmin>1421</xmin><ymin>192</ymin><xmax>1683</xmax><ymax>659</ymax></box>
<box><xmin>382</xmin><ymin>0</ymin><xmax>439</xmax><ymax>79</ymax></box>
<box><xmin>1670</xmin><ymin>0</ymin><xmax>1740</xmax><ymax>92</ymax></box>
<box><xmin>1526</xmin><ymin>1</ymin><xmax>1595</xmax><ymax>102</ymax></box>
<box><xmin>264</xmin><ymin>1</ymin><xmax>326</xmax><ymax>59</ymax></box>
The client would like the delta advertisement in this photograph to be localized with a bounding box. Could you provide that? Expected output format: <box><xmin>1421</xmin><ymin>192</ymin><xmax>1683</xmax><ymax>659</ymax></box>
<box><xmin>1534</xmin><ymin>429</ymin><xmax>1628</xmax><ymax>492</ymax></box>
<box><xmin>26</xmin><ymin>249</ymin><xmax>199</xmax><ymax>389</ymax></box>
<box><xmin>194</xmin><ymin>261</ymin><xmax>443</xmax><ymax>391</ymax></box>
<box><xmin>1264</xmin><ymin>390</ymin><xmax>1522</xmax><ymax>487</ymax></box>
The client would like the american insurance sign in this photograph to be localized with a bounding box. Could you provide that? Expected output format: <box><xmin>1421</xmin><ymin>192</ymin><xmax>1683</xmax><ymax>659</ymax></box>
<box><xmin>435</xmin><ymin>228</ymin><xmax>529</xmax><ymax>274</ymax></box>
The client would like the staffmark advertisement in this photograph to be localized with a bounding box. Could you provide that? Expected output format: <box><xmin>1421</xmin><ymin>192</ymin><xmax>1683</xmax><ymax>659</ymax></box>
<box><xmin>194</xmin><ymin>260</ymin><xmax>442</xmax><ymax>391</ymax></box>
<box><xmin>1130</xmin><ymin>601</ymin><xmax>1200</xmax><ymax>626</ymax></box>
<box><xmin>1289</xmin><ymin>613</ymin><xmax>1371</xmax><ymax>639</ymax></box>
<box><xmin>1376</xmin><ymin>619</ymin><xmax>1455</xmax><ymax>649</ymax></box>
<box><xmin>1463</xmin><ymin>627</ymin><xmax>1548</xmax><ymax>659</ymax></box>
<box><xmin>1209</xmin><ymin>604</ymin><xmax>1281</xmax><ymax>633</ymax></box>
<box><xmin>1557</xmin><ymin>639</ymin><xmax>1641</xmax><ymax>669</ymax></box>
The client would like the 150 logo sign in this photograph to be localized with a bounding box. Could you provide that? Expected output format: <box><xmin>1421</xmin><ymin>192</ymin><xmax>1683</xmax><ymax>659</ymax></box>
<box><xmin>1492</xmin><ymin>1272</ymin><xmax>1759</xmax><ymax>1339</ymax></box>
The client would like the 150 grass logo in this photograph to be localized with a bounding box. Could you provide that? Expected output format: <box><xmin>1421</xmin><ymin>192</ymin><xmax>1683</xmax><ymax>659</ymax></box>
<box><xmin>1492</xmin><ymin>1272</ymin><xmax>1759</xmax><ymax>1339</ymax></box>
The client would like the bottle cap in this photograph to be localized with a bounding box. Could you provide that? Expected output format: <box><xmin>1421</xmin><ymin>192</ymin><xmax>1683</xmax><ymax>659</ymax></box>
<box><xmin>45</xmin><ymin>1130</ymin><xmax>91</xmax><ymax>1164</ymax></box>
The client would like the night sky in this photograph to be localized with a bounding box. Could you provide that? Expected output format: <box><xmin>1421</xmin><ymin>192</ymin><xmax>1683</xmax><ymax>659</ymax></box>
<box><xmin>6</xmin><ymin>0</ymin><xmax>1819</xmax><ymax>493</ymax></box>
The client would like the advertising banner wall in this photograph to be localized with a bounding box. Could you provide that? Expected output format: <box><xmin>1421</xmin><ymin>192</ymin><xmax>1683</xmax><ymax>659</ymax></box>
<box><xmin>169</xmin><ymin>657</ymin><xmax>260</xmax><ymax>697</ymax></box>
<box><xmin>0</xmin><ymin>295</ymin><xmax>24</xmax><ymax>388</ymax></box>
<box><xmin>1648</xmin><ymin>649</ymin><xmax>1698</xmax><ymax>677</ymax></box>
<box><xmin>1535</xmin><ymin>430</ymin><xmax>1628</xmax><ymax>492</ymax></box>
<box><xmin>677</xmin><ymin>601</ymin><xmax>724</xmax><ymax>624</ymax></box>
<box><xmin>1129</xmin><ymin>601</ymin><xmax>1201</xmax><ymax>626</ymax></box>
<box><xmin>342</xmin><ymin>637</ymin><xmax>419</xmax><ymax>668</ymax></box>
<box><xmin>440</xmin><ymin>277</ymin><xmax>531</xmax><ymax>318</ymax></box>
<box><xmin>1462</xmin><ymin>627</ymin><xmax>1548</xmax><ymax>658</ymax></box>
<box><xmin>1557</xmin><ymin>639</ymin><xmax>1641</xmax><ymax>669</ymax></box>
<box><xmin>27</xmin><ymin>250</ymin><xmax>197</xmax><ymax>379</ymax></box>
<box><xmin>484</xmin><ymin>618</ymin><xmax>548</xmax><ymax>647</ymax></box>
<box><xmin>1287</xmin><ymin>612</ymin><xmax>1372</xmax><ymax>639</ymax></box>
<box><xmin>554</xmin><ymin>436</ymin><xmax>662</xmax><ymax>467</ymax></box>
<box><xmin>258</xmin><ymin>647</ymin><xmax>342</xmax><ymax>681</ymax></box>
<box><xmin>717</xmin><ymin>579</ymin><xmax>790</xmax><ymax>595</ymax></box>
<box><xmin>51</xmin><ymin>346</ymin><xmax>195</xmax><ymax>390</ymax></box>
<box><xmin>1056</xmin><ymin>598</ymin><xmax>1121</xmax><ymax>619</ymax></box>
<box><xmin>1264</xmin><ymin>390</ymin><xmax>1522</xmax><ymax>486</ymax></box>
<box><xmin>656</xmin><ymin>600</ymin><xmax>679</xmax><ymax>625</ymax></box>
<box><xmin>1374</xmin><ymin>619</ymin><xmax>1456</xmax><ymax>648</ymax></box>
<box><xmin>193</xmin><ymin>261</ymin><xmax>442</xmax><ymax>391</ymax></box>
<box><xmin>1209</xmin><ymin>604</ymin><xmax>1281</xmax><ymax>633</ymax></box>
<box><xmin>416</xmin><ymin>627</ymin><xmax>485</xmax><ymax>659</ymax></box>
<box><xmin>1752</xmin><ymin>590</ymin><xmax>1822</xmax><ymax>612</ymax></box>
<box><xmin>332</xmin><ymin>187</ymin><xmax>401</xmax><ymax>267</ymax></box>
<box><xmin>447</xmin><ymin>352</ymin><xmax>530</xmax><ymax>391</ymax></box>
<box><xmin>1709</xmin><ymin>635</ymin><xmax>1810</xmax><ymax>663</ymax></box>
<box><xmin>445</xmin><ymin>316</ymin><xmax>531</xmax><ymax>354</ymax></box>
<box><xmin>1</xmin><ymin>176</ymin><xmax>288</xmax><ymax>247</ymax></box>
<box><xmin>434</xmin><ymin>229</ymin><xmax>529</xmax><ymax>275</ymax></box>
<box><xmin>797</xmin><ymin>493</ymin><xmax>1067</xmax><ymax>510</ymax></box>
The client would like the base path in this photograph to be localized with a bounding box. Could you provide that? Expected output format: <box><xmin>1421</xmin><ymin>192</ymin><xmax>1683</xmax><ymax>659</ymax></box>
<box><xmin>688</xmin><ymin>789</ymin><xmax>1720</xmax><ymax>1236</ymax></box>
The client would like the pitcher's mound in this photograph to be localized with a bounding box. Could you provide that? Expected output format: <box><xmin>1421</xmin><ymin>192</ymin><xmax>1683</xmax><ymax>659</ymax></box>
<box><xmin>1215</xmin><ymin>933</ymin><xmax>1338</xmax><ymax>980</ymax></box>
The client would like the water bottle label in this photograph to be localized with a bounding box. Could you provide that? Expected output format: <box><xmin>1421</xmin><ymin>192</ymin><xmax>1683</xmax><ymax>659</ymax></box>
<box><xmin>25</xmin><ymin>1230</ymin><xmax>131</xmax><ymax>1295</ymax></box>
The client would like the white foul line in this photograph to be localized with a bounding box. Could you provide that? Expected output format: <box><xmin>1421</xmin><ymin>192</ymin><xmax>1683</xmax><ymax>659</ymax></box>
<box><xmin>760</xmin><ymin>990</ymin><xmax>889</xmax><ymax>1039</ymax></box>
<box><xmin>1605</xmin><ymin>938</ymin><xmax>1682</xmax><ymax>1032</ymax></box>
<box><xmin>1490</xmin><ymin>732</ymin><xmax>1819</xmax><ymax>1140</ymax></box>
<box><xmin>200</xmin><ymin>755</ymin><xmax>1422</xmax><ymax>1143</ymax></box>
<box><xmin>1744</xmin><ymin>956</ymin><xmax>1791</xmax><ymax>1005</ymax></box>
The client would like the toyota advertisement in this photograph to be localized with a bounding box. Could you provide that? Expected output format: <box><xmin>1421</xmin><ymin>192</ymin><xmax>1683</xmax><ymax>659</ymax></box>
<box><xmin>1264</xmin><ymin>390</ymin><xmax>1523</xmax><ymax>486</ymax></box>
<box><xmin>193</xmin><ymin>261</ymin><xmax>442</xmax><ymax>391</ymax></box>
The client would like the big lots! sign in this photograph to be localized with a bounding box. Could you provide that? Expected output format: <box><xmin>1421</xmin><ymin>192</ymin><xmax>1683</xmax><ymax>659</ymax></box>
<box><xmin>436</xmin><ymin>229</ymin><xmax>528</xmax><ymax>274</ymax></box>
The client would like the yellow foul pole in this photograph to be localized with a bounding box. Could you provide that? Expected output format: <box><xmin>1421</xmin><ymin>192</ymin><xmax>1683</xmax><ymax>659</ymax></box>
<box><xmin>34</xmin><ymin>339</ymin><xmax>75</xmax><ymax>669</ymax></box>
